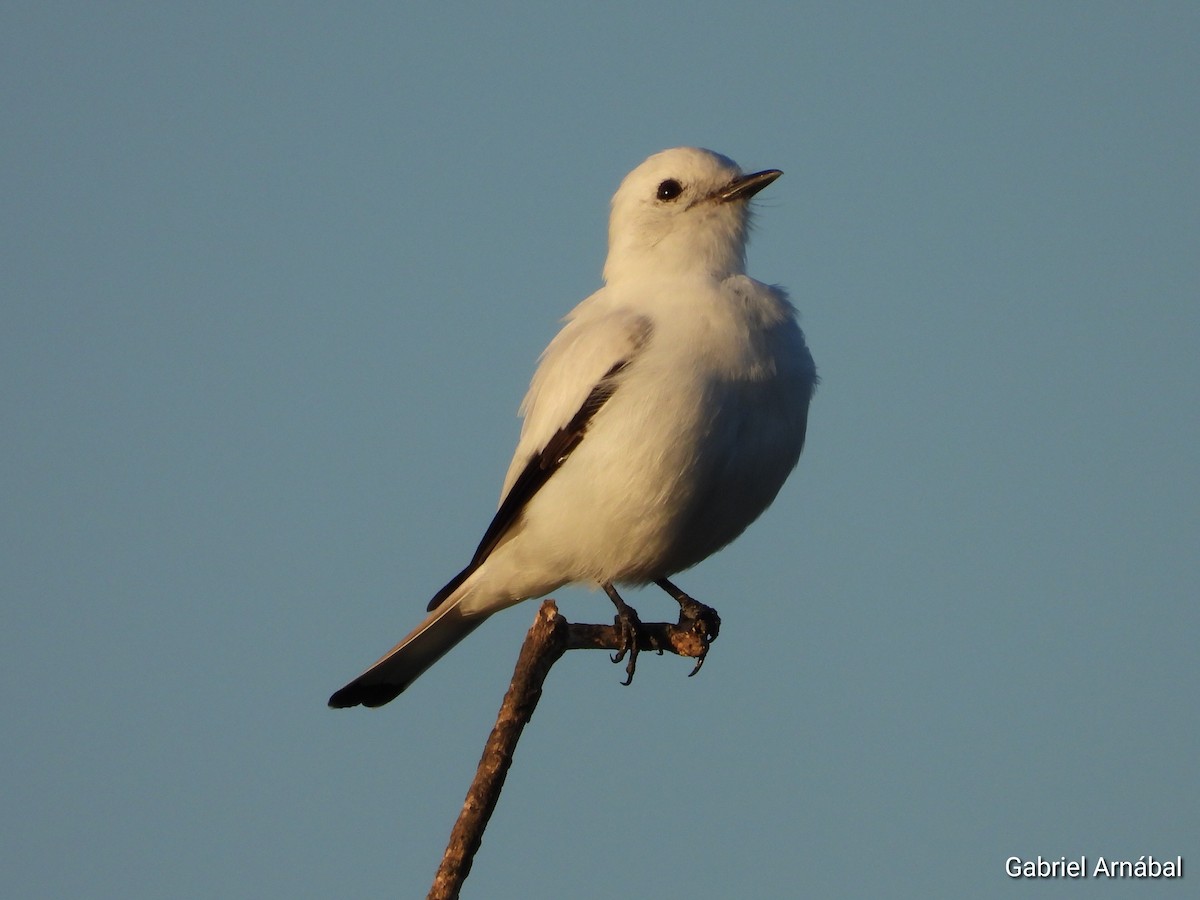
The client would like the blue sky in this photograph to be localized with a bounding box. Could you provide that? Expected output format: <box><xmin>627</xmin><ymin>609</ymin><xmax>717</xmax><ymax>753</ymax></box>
<box><xmin>3</xmin><ymin>3</ymin><xmax>1197</xmax><ymax>898</ymax></box>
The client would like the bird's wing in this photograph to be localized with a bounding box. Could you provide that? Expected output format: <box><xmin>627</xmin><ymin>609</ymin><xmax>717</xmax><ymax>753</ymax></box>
<box><xmin>426</xmin><ymin>308</ymin><xmax>652</xmax><ymax>612</ymax></box>
<box><xmin>505</xmin><ymin>307</ymin><xmax>654</xmax><ymax>496</ymax></box>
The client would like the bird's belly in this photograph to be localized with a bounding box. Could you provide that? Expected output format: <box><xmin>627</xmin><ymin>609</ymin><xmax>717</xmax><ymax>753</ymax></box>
<box><xmin>509</xmin><ymin>374</ymin><xmax>807</xmax><ymax>585</ymax></box>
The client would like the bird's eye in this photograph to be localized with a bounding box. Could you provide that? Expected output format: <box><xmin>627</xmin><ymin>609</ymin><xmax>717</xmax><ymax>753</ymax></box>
<box><xmin>656</xmin><ymin>179</ymin><xmax>684</xmax><ymax>201</ymax></box>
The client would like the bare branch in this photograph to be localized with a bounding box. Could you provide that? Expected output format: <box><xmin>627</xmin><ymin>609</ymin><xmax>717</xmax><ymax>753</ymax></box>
<box><xmin>428</xmin><ymin>601</ymin><xmax>568</xmax><ymax>900</ymax></box>
<box><xmin>427</xmin><ymin>598</ymin><xmax>719</xmax><ymax>898</ymax></box>
<box><xmin>567</xmin><ymin>617</ymin><xmax>717</xmax><ymax>660</ymax></box>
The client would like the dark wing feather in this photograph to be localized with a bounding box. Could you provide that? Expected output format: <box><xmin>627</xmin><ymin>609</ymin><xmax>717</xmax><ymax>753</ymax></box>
<box><xmin>426</xmin><ymin>357</ymin><xmax>633</xmax><ymax>612</ymax></box>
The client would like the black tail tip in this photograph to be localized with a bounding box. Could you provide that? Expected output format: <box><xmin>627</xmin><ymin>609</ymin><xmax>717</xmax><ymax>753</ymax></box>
<box><xmin>327</xmin><ymin>683</ymin><xmax>404</xmax><ymax>709</ymax></box>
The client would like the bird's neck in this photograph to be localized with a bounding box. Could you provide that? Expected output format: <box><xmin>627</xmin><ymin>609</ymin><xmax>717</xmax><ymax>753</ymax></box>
<box><xmin>603</xmin><ymin>231</ymin><xmax>747</xmax><ymax>285</ymax></box>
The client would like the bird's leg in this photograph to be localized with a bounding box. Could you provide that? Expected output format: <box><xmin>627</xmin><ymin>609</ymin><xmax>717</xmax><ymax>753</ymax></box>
<box><xmin>655</xmin><ymin>577</ymin><xmax>722</xmax><ymax>676</ymax></box>
<box><xmin>602</xmin><ymin>582</ymin><xmax>642</xmax><ymax>686</ymax></box>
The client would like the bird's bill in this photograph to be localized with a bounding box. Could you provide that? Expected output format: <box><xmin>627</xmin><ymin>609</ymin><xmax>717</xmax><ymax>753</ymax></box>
<box><xmin>717</xmin><ymin>168</ymin><xmax>782</xmax><ymax>203</ymax></box>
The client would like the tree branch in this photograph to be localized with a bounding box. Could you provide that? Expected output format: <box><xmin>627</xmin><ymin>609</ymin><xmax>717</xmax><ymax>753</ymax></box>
<box><xmin>427</xmin><ymin>598</ymin><xmax>719</xmax><ymax>899</ymax></box>
<box><xmin>427</xmin><ymin>601</ymin><xmax>567</xmax><ymax>900</ymax></box>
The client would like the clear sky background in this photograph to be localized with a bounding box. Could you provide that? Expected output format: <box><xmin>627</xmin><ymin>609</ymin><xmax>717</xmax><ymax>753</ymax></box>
<box><xmin>3</xmin><ymin>3</ymin><xmax>1197</xmax><ymax>898</ymax></box>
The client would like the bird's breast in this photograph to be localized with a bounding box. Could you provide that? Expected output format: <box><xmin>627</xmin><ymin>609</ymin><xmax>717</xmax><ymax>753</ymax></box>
<box><xmin>510</xmin><ymin>282</ymin><xmax>813</xmax><ymax>584</ymax></box>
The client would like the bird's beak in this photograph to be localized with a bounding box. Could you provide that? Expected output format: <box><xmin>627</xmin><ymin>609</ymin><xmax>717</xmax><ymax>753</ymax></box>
<box><xmin>718</xmin><ymin>168</ymin><xmax>782</xmax><ymax>203</ymax></box>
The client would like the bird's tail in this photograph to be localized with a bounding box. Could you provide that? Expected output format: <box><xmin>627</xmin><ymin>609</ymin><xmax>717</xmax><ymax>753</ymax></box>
<box><xmin>328</xmin><ymin>598</ymin><xmax>487</xmax><ymax>709</ymax></box>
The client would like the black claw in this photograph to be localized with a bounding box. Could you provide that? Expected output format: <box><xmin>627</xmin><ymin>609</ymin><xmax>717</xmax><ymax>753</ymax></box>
<box><xmin>656</xmin><ymin>579</ymin><xmax>722</xmax><ymax>678</ymax></box>
<box><xmin>603</xmin><ymin>583</ymin><xmax>642</xmax><ymax>686</ymax></box>
<box><xmin>620</xmin><ymin>658</ymin><xmax>637</xmax><ymax>686</ymax></box>
<box><xmin>611</xmin><ymin>605</ymin><xmax>642</xmax><ymax>685</ymax></box>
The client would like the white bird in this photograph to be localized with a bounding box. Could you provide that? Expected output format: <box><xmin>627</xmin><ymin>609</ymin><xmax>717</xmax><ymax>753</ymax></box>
<box><xmin>330</xmin><ymin>147</ymin><xmax>817</xmax><ymax>708</ymax></box>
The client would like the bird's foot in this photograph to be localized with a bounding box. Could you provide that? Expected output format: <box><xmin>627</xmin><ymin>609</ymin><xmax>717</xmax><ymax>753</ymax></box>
<box><xmin>603</xmin><ymin>584</ymin><xmax>644</xmax><ymax>686</ymax></box>
<box><xmin>670</xmin><ymin>591</ymin><xmax>722</xmax><ymax>677</ymax></box>
<box><xmin>610</xmin><ymin>602</ymin><xmax>643</xmax><ymax>686</ymax></box>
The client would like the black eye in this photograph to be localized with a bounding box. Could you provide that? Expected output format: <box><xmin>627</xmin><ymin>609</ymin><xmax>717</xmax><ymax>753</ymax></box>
<box><xmin>656</xmin><ymin>179</ymin><xmax>683</xmax><ymax>201</ymax></box>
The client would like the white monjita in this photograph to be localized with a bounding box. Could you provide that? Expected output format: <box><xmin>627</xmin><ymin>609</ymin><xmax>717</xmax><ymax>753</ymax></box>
<box><xmin>331</xmin><ymin>147</ymin><xmax>818</xmax><ymax>708</ymax></box>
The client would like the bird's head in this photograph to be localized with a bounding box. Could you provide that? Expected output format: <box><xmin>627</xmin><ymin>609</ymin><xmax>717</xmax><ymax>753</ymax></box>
<box><xmin>603</xmin><ymin>147</ymin><xmax>781</xmax><ymax>285</ymax></box>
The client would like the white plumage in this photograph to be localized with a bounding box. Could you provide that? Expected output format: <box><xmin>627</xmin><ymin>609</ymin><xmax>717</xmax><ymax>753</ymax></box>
<box><xmin>330</xmin><ymin>147</ymin><xmax>816</xmax><ymax>708</ymax></box>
